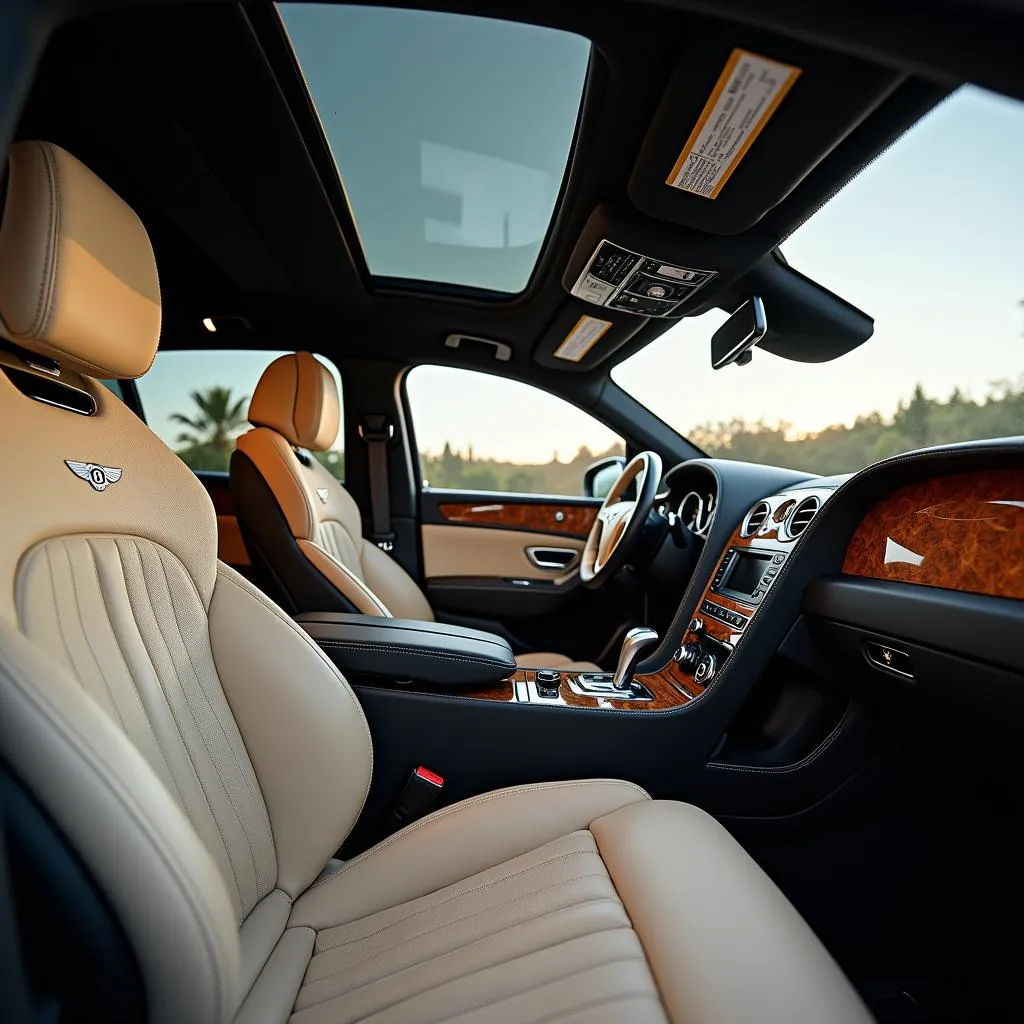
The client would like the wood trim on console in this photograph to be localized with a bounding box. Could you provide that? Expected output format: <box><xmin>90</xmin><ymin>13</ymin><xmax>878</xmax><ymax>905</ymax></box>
<box><xmin>437</xmin><ymin>501</ymin><xmax>597</xmax><ymax>538</ymax></box>
<box><xmin>416</xmin><ymin>669</ymin><xmax>690</xmax><ymax>710</ymax></box>
<box><xmin>843</xmin><ymin>469</ymin><xmax>1024</xmax><ymax>600</ymax></box>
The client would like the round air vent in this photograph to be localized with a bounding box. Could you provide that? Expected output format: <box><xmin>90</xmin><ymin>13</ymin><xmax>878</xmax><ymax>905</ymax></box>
<box><xmin>740</xmin><ymin>500</ymin><xmax>771</xmax><ymax>537</ymax></box>
<box><xmin>787</xmin><ymin>496</ymin><xmax>820</xmax><ymax>538</ymax></box>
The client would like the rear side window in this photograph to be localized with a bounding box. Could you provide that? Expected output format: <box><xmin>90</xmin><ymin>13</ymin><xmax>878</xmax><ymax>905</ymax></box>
<box><xmin>134</xmin><ymin>350</ymin><xmax>345</xmax><ymax>476</ymax></box>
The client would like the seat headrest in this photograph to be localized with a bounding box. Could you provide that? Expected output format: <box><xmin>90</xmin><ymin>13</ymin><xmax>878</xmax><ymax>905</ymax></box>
<box><xmin>0</xmin><ymin>141</ymin><xmax>161</xmax><ymax>379</ymax></box>
<box><xmin>248</xmin><ymin>351</ymin><xmax>340</xmax><ymax>451</ymax></box>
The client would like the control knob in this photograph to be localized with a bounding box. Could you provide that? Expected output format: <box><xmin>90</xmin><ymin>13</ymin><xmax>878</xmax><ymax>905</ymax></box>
<box><xmin>534</xmin><ymin>669</ymin><xmax>561</xmax><ymax>698</ymax></box>
<box><xmin>694</xmin><ymin>653</ymin><xmax>717</xmax><ymax>685</ymax></box>
<box><xmin>674</xmin><ymin>643</ymin><xmax>701</xmax><ymax>669</ymax></box>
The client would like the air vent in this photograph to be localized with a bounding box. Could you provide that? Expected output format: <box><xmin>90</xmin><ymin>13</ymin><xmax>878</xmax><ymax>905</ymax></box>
<box><xmin>740</xmin><ymin>500</ymin><xmax>771</xmax><ymax>537</ymax></box>
<box><xmin>787</xmin><ymin>496</ymin><xmax>820</xmax><ymax>538</ymax></box>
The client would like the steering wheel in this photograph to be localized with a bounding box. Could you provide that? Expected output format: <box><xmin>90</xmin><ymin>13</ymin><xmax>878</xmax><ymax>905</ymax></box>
<box><xmin>580</xmin><ymin>451</ymin><xmax>663</xmax><ymax>588</ymax></box>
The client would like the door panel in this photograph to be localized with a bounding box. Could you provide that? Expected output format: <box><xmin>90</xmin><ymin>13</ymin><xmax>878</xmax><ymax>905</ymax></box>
<box><xmin>422</xmin><ymin>524</ymin><xmax>584</xmax><ymax>581</ymax></box>
<box><xmin>419</xmin><ymin>490</ymin><xmax>640</xmax><ymax>667</ymax></box>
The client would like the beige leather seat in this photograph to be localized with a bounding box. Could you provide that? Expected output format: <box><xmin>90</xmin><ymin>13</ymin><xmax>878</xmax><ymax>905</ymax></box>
<box><xmin>232</xmin><ymin>352</ymin><xmax>599</xmax><ymax>672</ymax></box>
<box><xmin>0</xmin><ymin>141</ymin><xmax>872</xmax><ymax>1024</ymax></box>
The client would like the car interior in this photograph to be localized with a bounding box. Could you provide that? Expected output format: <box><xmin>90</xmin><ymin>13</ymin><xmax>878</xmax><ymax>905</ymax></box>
<box><xmin>1</xmin><ymin>2</ymin><xmax>1023</xmax><ymax>1023</ymax></box>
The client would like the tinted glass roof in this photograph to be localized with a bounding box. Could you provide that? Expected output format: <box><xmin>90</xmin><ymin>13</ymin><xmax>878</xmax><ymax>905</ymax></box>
<box><xmin>279</xmin><ymin>4</ymin><xmax>591</xmax><ymax>295</ymax></box>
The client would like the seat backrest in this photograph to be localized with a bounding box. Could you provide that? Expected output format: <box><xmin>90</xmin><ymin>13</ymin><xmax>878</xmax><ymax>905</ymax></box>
<box><xmin>232</xmin><ymin>351</ymin><xmax>434</xmax><ymax>621</ymax></box>
<box><xmin>0</xmin><ymin>141</ymin><xmax>373</xmax><ymax>1024</ymax></box>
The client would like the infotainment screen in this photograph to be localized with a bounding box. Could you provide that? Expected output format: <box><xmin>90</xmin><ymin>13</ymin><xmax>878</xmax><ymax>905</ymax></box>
<box><xmin>721</xmin><ymin>550</ymin><xmax>773</xmax><ymax>597</ymax></box>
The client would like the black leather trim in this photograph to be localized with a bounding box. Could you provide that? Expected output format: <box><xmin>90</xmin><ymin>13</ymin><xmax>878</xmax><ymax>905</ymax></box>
<box><xmin>296</xmin><ymin>612</ymin><xmax>516</xmax><ymax>685</ymax></box>
<box><xmin>229</xmin><ymin>448</ymin><xmax>357</xmax><ymax>616</ymax></box>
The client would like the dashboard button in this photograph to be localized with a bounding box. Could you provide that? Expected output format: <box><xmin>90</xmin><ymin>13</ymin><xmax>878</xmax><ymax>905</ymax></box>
<box><xmin>772</xmin><ymin>554</ymin><xmax>786</xmax><ymax>565</ymax></box>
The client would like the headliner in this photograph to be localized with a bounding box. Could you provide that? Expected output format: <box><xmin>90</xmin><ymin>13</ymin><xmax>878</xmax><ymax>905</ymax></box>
<box><xmin>10</xmin><ymin>0</ymin><xmax>1022</xmax><ymax>402</ymax></box>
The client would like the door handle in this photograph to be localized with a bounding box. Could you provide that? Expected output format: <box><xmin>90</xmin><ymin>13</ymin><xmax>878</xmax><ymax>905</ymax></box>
<box><xmin>526</xmin><ymin>546</ymin><xmax>579</xmax><ymax>570</ymax></box>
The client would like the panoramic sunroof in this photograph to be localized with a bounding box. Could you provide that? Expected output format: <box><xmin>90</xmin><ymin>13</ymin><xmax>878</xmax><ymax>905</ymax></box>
<box><xmin>279</xmin><ymin>4</ymin><xmax>591</xmax><ymax>295</ymax></box>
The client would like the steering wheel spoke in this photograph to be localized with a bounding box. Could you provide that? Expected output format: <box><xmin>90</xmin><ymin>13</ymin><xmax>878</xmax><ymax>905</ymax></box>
<box><xmin>581</xmin><ymin>452</ymin><xmax>662</xmax><ymax>588</ymax></box>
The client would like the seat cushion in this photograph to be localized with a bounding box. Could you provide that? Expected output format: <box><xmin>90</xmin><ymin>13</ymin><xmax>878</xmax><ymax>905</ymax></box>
<box><xmin>514</xmin><ymin>651</ymin><xmax>600</xmax><ymax>673</ymax></box>
<box><xmin>268</xmin><ymin>781</ymin><xmax>871</xmax><ymax>1024</ymax></box>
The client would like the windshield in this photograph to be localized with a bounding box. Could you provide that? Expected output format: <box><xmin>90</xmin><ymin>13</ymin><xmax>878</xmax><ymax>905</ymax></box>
<box><xmin>612</xmin><ymin>86</ymin><xmax>1024</xmax><ymax>475</ymax></box>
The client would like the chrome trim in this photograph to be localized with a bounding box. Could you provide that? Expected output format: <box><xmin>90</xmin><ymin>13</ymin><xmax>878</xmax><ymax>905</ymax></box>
<box><xmin>740</xmin><ymin>499</ymin><xmax>772</xmax><ymax>538</ymax></box>
<box><xmin>785</xmin><ymin>495</ymin><xmax>821</xmax><ymax>538</ymax></box>
<box><xmin>525</xmin><ymin>546</ymin><xmax>579</xmax><ymax>570</ymax></box>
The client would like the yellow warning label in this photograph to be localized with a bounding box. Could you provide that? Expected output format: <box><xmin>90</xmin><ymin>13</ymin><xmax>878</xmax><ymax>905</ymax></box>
<box><xmin>666</xmin><ymin>49</ymin><xmax>801</xmax><ymax>199</ymax></box>
<box><xmin>554</xmin><ymin>316</ymin><xmax>613</xmax><ymax>362</ymax></box>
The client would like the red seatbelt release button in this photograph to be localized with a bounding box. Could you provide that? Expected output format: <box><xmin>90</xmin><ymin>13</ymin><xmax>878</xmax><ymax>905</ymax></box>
<box><xmin>391</xmin><ymin>767</ymin><xmax>445</xmax><ymax>829</ymax></box>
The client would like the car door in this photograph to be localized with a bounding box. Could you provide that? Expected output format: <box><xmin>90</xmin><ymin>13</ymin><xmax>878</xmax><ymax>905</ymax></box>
<box><xmin>404</xmin><ymin>365</ymin><xmax>643</xmax><ymax>664</ymax></box>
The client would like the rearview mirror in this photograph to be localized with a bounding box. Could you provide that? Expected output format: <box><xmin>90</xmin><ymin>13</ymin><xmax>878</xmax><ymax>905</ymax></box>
<box><xmin>711</xmin><ymin>296</ymin><xmax>767</xmax><ymax>369</ymax></box>
<box><xmin>583</xmin><ymin>456</ymin><xmax>626</xmax><ymax>499</ymax></box>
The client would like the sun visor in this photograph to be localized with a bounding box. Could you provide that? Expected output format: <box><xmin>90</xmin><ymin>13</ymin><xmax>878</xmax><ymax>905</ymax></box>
<box><xmin>629</xmin><ymin>34</ymin><xmax>906</xmax><ymax>235</ymax></box>
<box><xmin>728</xmin><ymin>253</ymin><xmax>874</xmax><ymax>363</ymax></box>
<box><xmin>533</xmin><ymin>301</ymin><xmax>646</xmax><ymax>372</ymax></box>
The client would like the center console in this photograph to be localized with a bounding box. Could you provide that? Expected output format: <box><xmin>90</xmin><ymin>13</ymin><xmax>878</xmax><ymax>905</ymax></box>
<box><xmin>667</xmin><ymin>486</ymin><xmax>832</xmax><ymax>694</ymax></box>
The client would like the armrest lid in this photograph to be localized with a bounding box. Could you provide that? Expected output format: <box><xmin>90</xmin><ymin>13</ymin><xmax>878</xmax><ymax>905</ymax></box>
<box><xmin>295</xmin><ymin>613</ymin><xmax>516</xmax><ymax>686</ymax></box>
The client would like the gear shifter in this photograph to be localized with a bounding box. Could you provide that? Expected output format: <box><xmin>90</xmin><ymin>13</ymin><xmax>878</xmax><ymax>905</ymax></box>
<box><xmin>612</xmin><ymin>626</ymin><xmax>659</xmax><ymax>692</ymax></box>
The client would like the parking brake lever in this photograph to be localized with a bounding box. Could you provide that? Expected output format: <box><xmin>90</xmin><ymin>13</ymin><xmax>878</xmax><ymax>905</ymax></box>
<box><xmin>612</xmin><ymin>627</ymin><xmax>659</xmax><ymax>693</ymax></box>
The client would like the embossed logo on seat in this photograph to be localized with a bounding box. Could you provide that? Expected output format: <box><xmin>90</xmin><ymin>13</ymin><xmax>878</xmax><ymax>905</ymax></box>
<box><xmin>65</xmin><ymin>461</ymin><xmax>123</xmax><ymax>492</ymax></box>
<box><xmin>316</xmin><ymin>487</ymin><xmax>330</xmax><ymax>504</ymax></box>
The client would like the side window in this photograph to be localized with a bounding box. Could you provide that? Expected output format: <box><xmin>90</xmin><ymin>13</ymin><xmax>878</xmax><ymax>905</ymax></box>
<box><xmin>404</xmin><ymin>365</ymin><xmax>623</xmax><ymax>496</ymax></box>
<box><xmin>135</xmin><ymin>350</ymin><xmax>345</xmax><ymax>476</ymax></box>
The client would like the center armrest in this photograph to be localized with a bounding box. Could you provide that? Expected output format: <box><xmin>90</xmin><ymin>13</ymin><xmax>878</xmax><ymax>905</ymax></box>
<box><xmin>295</xmin><ymin>613</ymin><xmax>516</xmax><ymax>686</ymax></box>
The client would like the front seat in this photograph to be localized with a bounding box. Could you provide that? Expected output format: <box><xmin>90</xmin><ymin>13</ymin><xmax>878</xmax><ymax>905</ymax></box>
<box><xmin>0</xmin><ymin>142</ymin><xmax>872</xmax><ymax>1024</ymax></box>
<box><xmin>230</xmin><ymin>351</ymin><xmax>599</xmax><ymax>672</ymax></box>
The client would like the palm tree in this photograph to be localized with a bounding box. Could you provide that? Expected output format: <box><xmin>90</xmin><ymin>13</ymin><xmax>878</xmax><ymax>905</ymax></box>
<box><xmin>171</xmin><ymin>386</ymin><xmax>248</xmax><ymax>470</ymax></box>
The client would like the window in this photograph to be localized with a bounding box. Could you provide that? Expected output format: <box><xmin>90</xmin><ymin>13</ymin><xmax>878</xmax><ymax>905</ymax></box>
<box><xmin>278</xmin><ymin>4</ymin><xmax>590</xmax><ymax>295</ymax></box>
<box><xmin>405</xmin><ymin>366</ymin><xmax>622</xmax><ymax>495</ymax></box>
<box><xmin>135</xmin><ymin>350</ymin><xmax>344</xmax><ymax>476</ymax></box>
<box><xmin>612</xmin><ymin>86</ymin><xmax>1024</xmax><ymax>476</ymax></box>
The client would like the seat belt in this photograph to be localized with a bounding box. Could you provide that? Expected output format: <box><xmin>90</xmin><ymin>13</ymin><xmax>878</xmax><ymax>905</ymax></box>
<box><xmin>359</xmin><ymin>413</ymin><xmax>395</xmax><ymax>551</ymax></box>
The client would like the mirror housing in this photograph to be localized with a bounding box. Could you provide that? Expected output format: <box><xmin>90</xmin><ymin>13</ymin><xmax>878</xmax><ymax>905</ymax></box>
<box><xmin>584</xmin><ymin>455</ymin><xmax>626</xmax><ymax>499</ymax></box>
<box><xmin>711</xmin><ymin>296</ymin><xmax>767</xmax><ymax>369</ymax></box>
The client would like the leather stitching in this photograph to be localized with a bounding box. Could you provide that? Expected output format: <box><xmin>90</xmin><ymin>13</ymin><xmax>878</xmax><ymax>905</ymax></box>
<box><xmin>147</xmin><ymin>541</ymin><xmax>272</xmax><ymax>911</ymax></box>
<box><xmin>305</xmin><ymin>917</ymin><xmax>635</xmax><ymax>1012</ymax></box>
<box><xmin>300</xmin><ymin>897</ymin><xmax>627</xmax><ymax>1012</ymax></box>
<box><xmin>315</xmin><ymin>640</ymin><xmax>514</xmax><ymax>670</ymax></box>
<box><xmin>314</xmin><ymin>842</ymin><xmax>600</xmax><ymax>952</ymax></box>
<box><xmin>310</xmin><ymin>780</ymin><xmax>650</xmax><ymax>888</ymax></box>
<box><xmin>93</xmin><ymin>538</ymin><xmax>191</xmax><ymax>812</ymax></box>
<box><xmin>533</xmin><ymin>992</ymin><xmax>664</xmax><ymax>1023</ymax></box>
<box><xmin>60</xmin><ymin>538</ymin><xmax>131</xmax><ymax>733</ymax></box>
<box><xmin>128</xmin><ymin>539</ymin><xmax>249</xmax><ymax>912</ymax></box>
<box><xmin>38</xmin><ymin>142</ymin><xmax>61</xmax><ymax>339</ymax></box>
<box><xmin>313</xmin><ymin>877</ymin><xmax>616</xmax><ymax>977</ymax></box>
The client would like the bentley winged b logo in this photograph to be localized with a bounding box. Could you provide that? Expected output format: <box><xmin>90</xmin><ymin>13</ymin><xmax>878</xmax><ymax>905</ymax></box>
<box><xmin>65</xmin><ymin>461</ymin><xmax>123</xmax><ymax>492</ymax></box>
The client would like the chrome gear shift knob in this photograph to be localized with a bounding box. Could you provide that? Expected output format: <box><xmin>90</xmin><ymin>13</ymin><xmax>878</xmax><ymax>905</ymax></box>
<box><xmin>612</xmin><ymin>626</ymin><xmax>659</xmax><ymax>692</ymax></box>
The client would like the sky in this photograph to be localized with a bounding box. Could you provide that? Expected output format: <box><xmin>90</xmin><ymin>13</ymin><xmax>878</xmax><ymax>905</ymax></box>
<box><xmin>614</xmin><ymin>86</ymin><xmax>1024</xmax><ymax>437</ymax></box>
<box><xmin>138</xmin><ymin>59</ymin><xmax>1024</xmax><ymax>463</ymax></box>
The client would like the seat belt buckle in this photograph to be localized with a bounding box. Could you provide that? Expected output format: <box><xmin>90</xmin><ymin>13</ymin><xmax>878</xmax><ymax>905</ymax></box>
<box><xmin>390</xmin><ymin>766</ymin><xmax>444</xmax><ymax>829</ymax></box>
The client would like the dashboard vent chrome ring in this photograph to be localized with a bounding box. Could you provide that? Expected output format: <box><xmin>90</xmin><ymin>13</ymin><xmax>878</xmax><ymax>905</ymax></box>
<box><xmin>740</xmin><ymin>500</ymin><xmax>771</xmax><ymax>538</ymax></box>
<box><xmin>787</xmin><ymin>496</ymin><xmax>821</xmax><ymax>538</ymax></box>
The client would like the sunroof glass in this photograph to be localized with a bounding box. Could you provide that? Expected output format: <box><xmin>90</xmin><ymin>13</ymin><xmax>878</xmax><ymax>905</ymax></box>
<box><xmin>278</xmin><ymin>4</ymin><xmax>591</xmax><ymax>295</ymax></box>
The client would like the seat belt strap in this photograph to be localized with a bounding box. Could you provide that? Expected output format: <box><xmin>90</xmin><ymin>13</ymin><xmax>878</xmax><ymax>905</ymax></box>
<box><xmin>359</xmin><ymin>414</ymin><xmax>395</xmax><ymax>551</ymax></box>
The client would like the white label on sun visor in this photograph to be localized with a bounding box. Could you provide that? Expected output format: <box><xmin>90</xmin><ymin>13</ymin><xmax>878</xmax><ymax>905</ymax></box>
<box><xmin>554</xmin><ymin>315</ymin><xmax>613</xmax><ymax>362</ymax></box>
<box><xmin>666</xmin><ymin>49</ymin><xmax>801</xmax><ymax>199</ymax></box>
